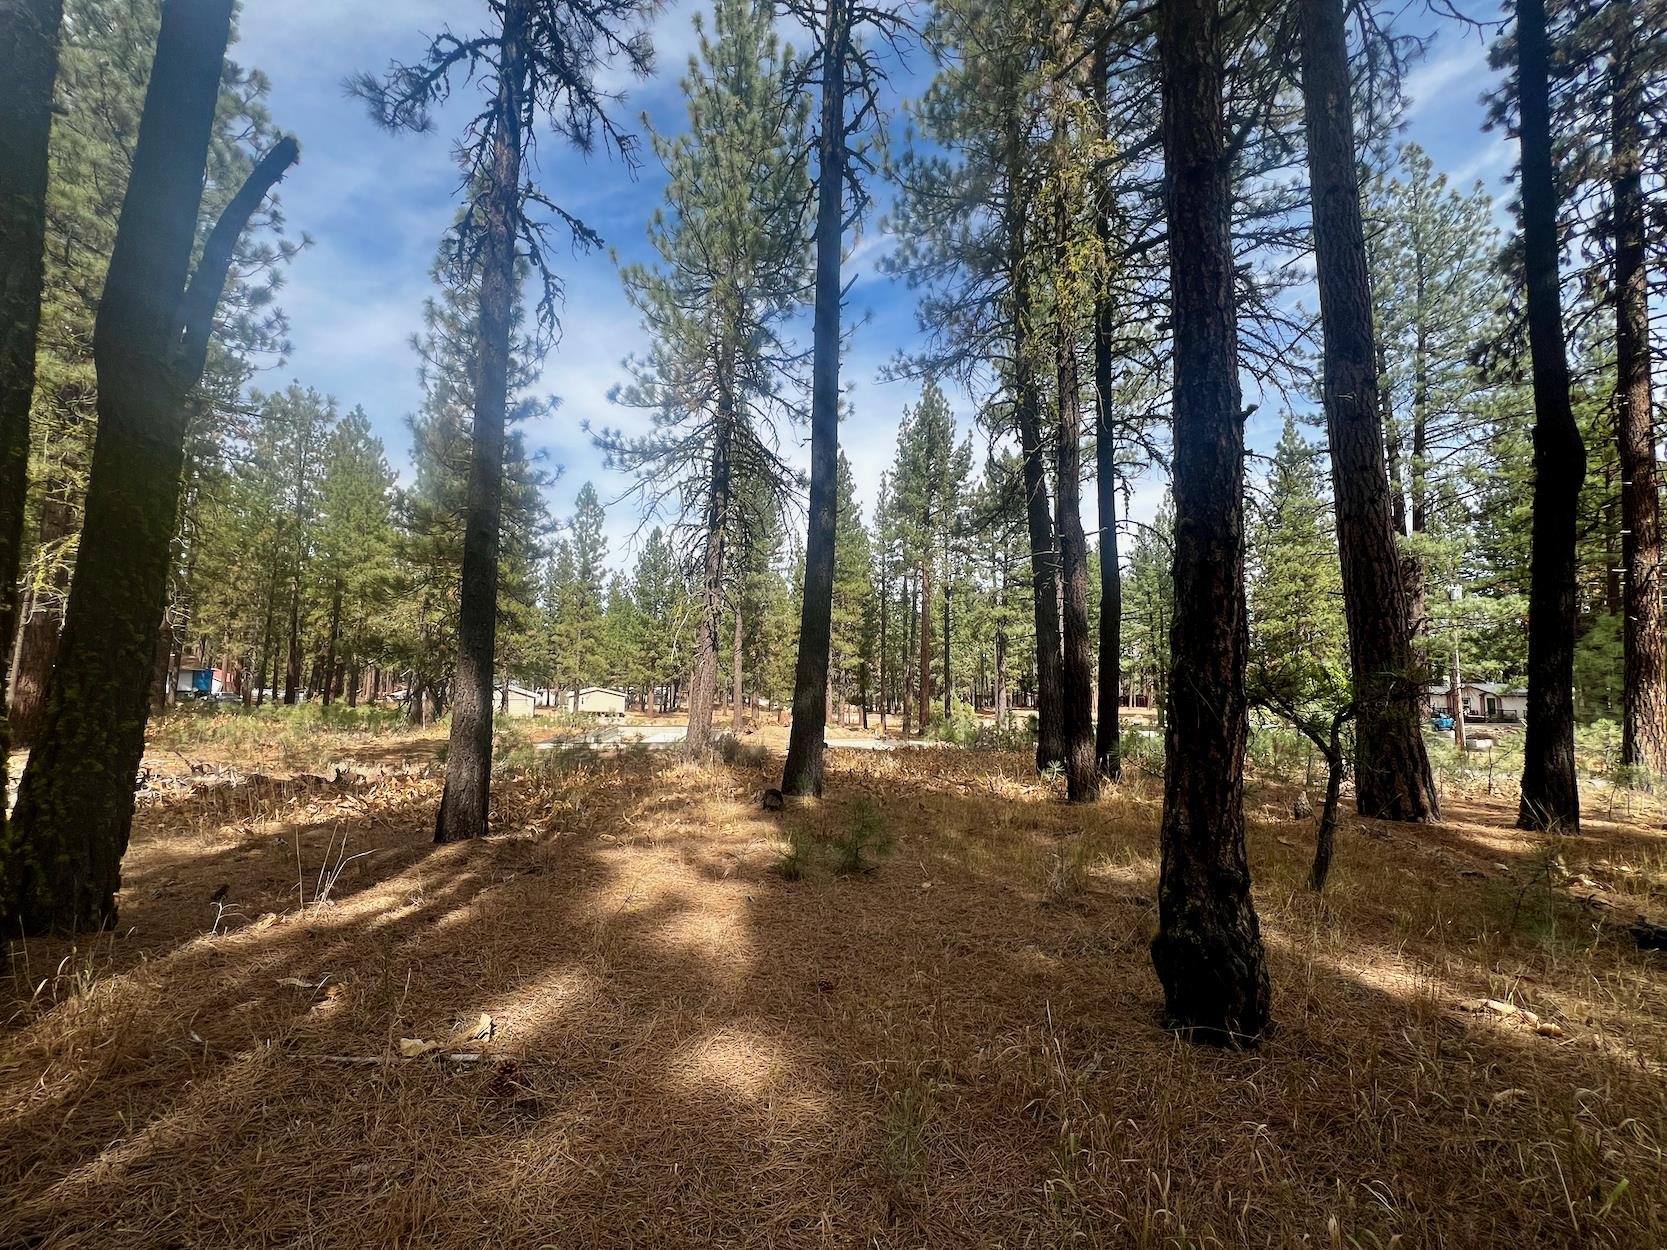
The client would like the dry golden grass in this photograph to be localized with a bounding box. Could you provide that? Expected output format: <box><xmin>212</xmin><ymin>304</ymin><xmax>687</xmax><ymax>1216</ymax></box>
<box><xmin>2</xmin><ymin>732</ymin><xmax>1665</xmax><ymax>1248</ymax></box>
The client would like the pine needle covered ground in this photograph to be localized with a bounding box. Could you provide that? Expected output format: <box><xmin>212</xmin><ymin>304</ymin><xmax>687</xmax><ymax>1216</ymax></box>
<box><xmin>3</xmin><ymin>724</ymin><xmax>1666</xmax><ymax>1248</ymax></box>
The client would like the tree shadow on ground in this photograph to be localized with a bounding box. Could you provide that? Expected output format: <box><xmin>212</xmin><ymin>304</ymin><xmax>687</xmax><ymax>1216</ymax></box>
<box><xmin>1</xmin><ymin>746</ymin><xmax>1663</xmax><ymax>1248</ymax></box>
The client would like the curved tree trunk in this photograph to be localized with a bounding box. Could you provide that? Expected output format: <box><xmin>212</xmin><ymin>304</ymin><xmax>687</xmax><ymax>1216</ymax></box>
<box><xmin>4</xmin><ymin>0</ymin><xmax>296</xmax><ymax>932</ymax></box>
<box><xmin>0</xmin><ymin>0</ymin><xmax>64</xmax><ymax>859</ymax></box>
<box><xmin>1611</xmin><ymin>19</ymin><xmax>1666</xmax><ymax>781</ymax></box>
<box><xmin>780</xmin><ymin>0</ymin><xmax>847</xmax><ymax>796</ymax></box>
<box><xmin>1148</xmin><ymin>0</ymin><xmax>1271</xmax><ymax>1046</ymax></box>
<box><xmin>1514</xmin><ymin>0</ymin><xmax>1585</xmax><ymax>833</ymax></box>
<box><xmin>1299</xmin><ymin>0</ymin><xmax>1438</xmax><ymax>823</ymax></box>
<box><xmin>434</xmin><ymin>0</ymin><xmax>529</xmax><ymax>843</ymax></box>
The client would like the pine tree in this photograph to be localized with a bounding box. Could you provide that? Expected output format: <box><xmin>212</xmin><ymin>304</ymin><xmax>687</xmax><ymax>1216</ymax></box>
<box><xmin>1298</xmin><ymin>0</ymin><xmax>1437</xmax><ymax>823</ymax></box>
<box><xmin>830</xmin><ymin>452</ymin><xmax>874</xmax><ymax>726</ymax></box>
<box><xmin>0</xmin><ymin>0</ymin><xmax>64</xmax><ymax>850</ymax></box>
<box><xmin>602</xmin><ymin>0</ymin><xmax>809</xmax><ymax>754</ymax></box>
<box><xmin>314</xmin><ymin>407</ymin><xmax>396</xmax><ymax>705</ymax></box>
<box><xmin>3</xmin><ymin>0</ymin><xmax>297</xmax><ymax>933</ymax></box>
<box><xmin>357</xmin><ymin>0</ymin><xmax>655</xmax><ymax>843</ymax></box>
<box><xmin>1497</xmin><ymin>0</ymin><xmax>1587</xmax><ymax>832</ymax></box>
<box><xmin>1247</xmin><ymin>417</ymin><xmax>1352</xmax><ymax>890</ymax></box>
<box><xmin>889</xmin><ymin>381</ymin><xmax>971</xmax><ymax>736</ymax></box>
<box><xmin>1148</xmin><ymin>0</ymin><xmax>1271</xmax><ymax>1045</ymax></box>
<box><xmin>548</xmin><ymin>483</ymin><xmax>609</xmax><ymax>702</ymax></box>
<box><xmin>780</xmin><ymin>0</ymin><xmax>910</xmax><ymax>796</ymax></box>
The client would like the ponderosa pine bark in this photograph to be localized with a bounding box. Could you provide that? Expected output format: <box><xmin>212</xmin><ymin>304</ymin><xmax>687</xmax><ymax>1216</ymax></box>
<box><xmin>1006</xmin><ymin>167</ymin><xmax>1065</xmax><ymax>772</ymax></box>
<box><xmin>1148</xmin><ymin>0</ymin><xmax>1271</xmax><ymax>1045</ymax></box>
<box><xmin>10</xmin><ymin>491</ymin><xmax>75</xmax><ymax>744</ymax></box>
<box><xmin>1514</xmin><ymin>0</ymin><xmax>1585</xmax><ymax>832</ymax></box>
<box><xmin>1298</xmin><ymin>0</ymin><xmax>1438</xmax><ymax>822</ymax></box>
<box><xmin>917</xmin><ymin>556</ymin><xmax>932</xmax><ymax>732</ymax></box>
<box><xmin>781</xmin><ymin>0</ymin><xmax>848</xmax><ymax>796</ymax></box>
<box><xmin>732</xmin><ymin>600</ymin><xmax>744</xmax><ymax>733</ymax></box>
<box><xmin>1090</xmin><ymin>27</ymin><xmax>1122</xmax><ymax>784</ymax></box>
<box><xmin>0</xmin><ymin>0</ymin><xmax>64</xmax><ymax>855</ymax></box>
<box><xmin>2</xmin><ymin>0</ymin><xmax>297</xmax><ymax>932</ymax></box>
<box><xmin>686</xmin><ymin>432</ymin><xmax>729</xmax><ymax>755</ymax></box>
<box><xmin>434</xmin><ymin>0</ymin><xmax>530</xmax><ymax>843</ymax></box>
<box><xmin>1054</xmin><ymin>232</ymin><xmax>1099</xmax><ymax>804</ymax></box>
<box><xmin>1611</xmin><ymin>16</ymin><xmax>1666</xmax><ymax>780</ymax></box>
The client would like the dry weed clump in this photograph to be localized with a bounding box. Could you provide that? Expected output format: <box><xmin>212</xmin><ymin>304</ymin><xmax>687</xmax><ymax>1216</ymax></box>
<box><xmin>1</xmin><ymin>728</ymin><xmax>1665</xmax><ymax>1249</ymax></box>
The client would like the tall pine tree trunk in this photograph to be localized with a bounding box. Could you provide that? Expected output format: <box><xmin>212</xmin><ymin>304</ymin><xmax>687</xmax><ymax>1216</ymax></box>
<box><xmin>731</xmin><ymin>598</ymin><xmax>743</xmax><ymax>733</ymax></box>
<box><xmin>0</xmin><ymin>0</ymin><xmax>63</xmax><ymax>854</ymax></box>
<box><xmin>1298</xmin><ymin>0</ymin><xmax>1437</xmax><ymax>821</ymax></box>
<box><xmin>434</xmin><ymin>0</ymin><xmax>528</xmax><ymax>843</ymax></box>
<box><xmin>1611</xmin><ymin>19</ymin><xmax>1666</xmax><ymax>779</ymax></box>
<box><xmin>321</xmin><ymin>581</ymin><xmax>342</xmax><ymax>709</ymax></box>
<box><xmin>1148</xmin><ymin>0</ymin><xmax>1270</xmax><ymax>1045</ymax></box>
<box><xmin>941</xmin><ymin>565</ymin><xmax>950</xmax><ymax>720</ymax></box>
<box><xmin>283</xmin><ymin>575</ymin><xmax>302</xmax><ymax>703</ymax></box>
<box><xmin>1055</xmin><ymin>248</ymin><xmax>1099</xmax><ymax>803</ymax></box>
<box><xmin>1002</xmin><ymin>107</ymin><xmax>1063</xmax><ymax>770</ymax></box>
<box><xmin>3</xmin><ymin>0</ymin><xmax>296</xmax><ymax>931</ymax></box>
<box><xmin>1092</xmin><ymin>30</ymin><xmax>1122</xmax><ymax>782</ymax></box>
<box><xmin>918</xmin><ymin>557</ymin><xmax>932</xmax><ymax>732</ymax></box>
<box><xmin>1514</xmin><ymin>0</ymin><xmax>1585</xmax><ymax>832</ymax></box>
<box><xmin>10</xmin><ymin>491</ymin><xmax>74</xmax><ymax>745</ymax></box>
<box><xmin>781</xmin><ymin>0</ymin><xmax>847</xmax><ymax>796</ymax></box>
<box><xmin>686</xmin><ymin>437</ymin><xmax>729</xmax><ymax>755</ymax></box>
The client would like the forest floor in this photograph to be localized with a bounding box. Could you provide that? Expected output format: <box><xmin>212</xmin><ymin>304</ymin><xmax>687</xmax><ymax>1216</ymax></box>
<box><xmin>2</xmin><ymin>719</ymin><xmax>1666</xmax><ymax>1248</ymax></box>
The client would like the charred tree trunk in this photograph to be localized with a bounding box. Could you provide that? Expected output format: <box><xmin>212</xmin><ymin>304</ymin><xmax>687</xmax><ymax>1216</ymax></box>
<box><xmin>434</xmin><ymin>0</ymin><xmax>529</xmax><ymax>843</ymax></box>
<box><xmin>0</xmin><ymin>0</ymin><xmax>63</xmax><ymax>851</ymax></box>
<box><xmin>1148</xmin><ymin>0</ymin><xmax>1271</xmax><ymax>1045</ymax></box>
<box><xmin>2</xmin><ymin>0</ymin><xmax>296</xmax><ymax>932</ymax></box>
<box><xmin>1514</xmin><ymin>0</ymin><xmax>1585</xmax><ymax>832</ymax></box>
<box><xmin>1611</xmin><ymin>21</ymin><xmax>1666</xmax><ymax>779</ymax></box>
<box><xmin>1299</xmin><ymin>0</ymin><xmax>1438</xmax><ymax>822</ymax></box>
<box><xmin>780</xmin><ymin>0</ymin><xmax>848</xmax><ymax>796</ymax></box>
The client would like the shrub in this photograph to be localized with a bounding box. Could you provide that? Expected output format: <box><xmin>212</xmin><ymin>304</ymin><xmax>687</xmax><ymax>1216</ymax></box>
<box><xmin>829</xmin><ymin>797</ymin><xmax>894</xmax><ymax>873</ymax></box>
<box><xmin>716</xmin><ymin>732</ymin><xmax>771</xmax><ymax>770</ymax></box>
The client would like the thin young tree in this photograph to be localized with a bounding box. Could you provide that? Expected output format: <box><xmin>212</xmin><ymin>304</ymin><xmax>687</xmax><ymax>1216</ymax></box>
<box><xmin>1504</xmin><ymin>0</ymin><xmax>1586</xmax><ymax>831</ymax></box>
<box><xmin>0</xmin><ymin>0</ymin><xmax>64</xmax><ymax>850</ymax></box>
<box><xmin>1297</xmin><ymin>0</ymin><xmax>1438</xmax><ymax>822</ymax></box>
<box><xmin>1</xmin><ymin>0</ymin><xmax>297</xmax><ymax>933</ymax></box>
<box><xmin>1148</xmin><ymin>0</ymin><xmax>1271</xmax><ymax>1044</ymax></box>
<box><xmin>356</xmin><ymin>0</ymin><xmax>654</xmax><ymax>843</ymax></box>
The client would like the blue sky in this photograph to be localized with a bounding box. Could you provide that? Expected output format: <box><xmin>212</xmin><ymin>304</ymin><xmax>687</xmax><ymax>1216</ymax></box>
<box><xmin>234</xmin><ymin>0</ymin><xmax>1514</xmax><ymax>571</ymax></box>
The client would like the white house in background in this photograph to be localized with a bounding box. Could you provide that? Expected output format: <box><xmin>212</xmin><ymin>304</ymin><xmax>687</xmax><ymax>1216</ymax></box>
<box><xmin>500</xmin><ymin>683</ymin><xmax>539</xmax><ymax>719</ymax></box>
<box><xmin>569</xmin><ymin>686</ymin><xmax>628</xmax><ymax>717</ymax></box>
<box><xmin>1425</xmin><ymin>681</ymin><xmax>1529</xmax><ymax>722</ymax></box>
